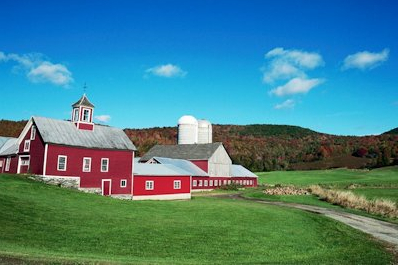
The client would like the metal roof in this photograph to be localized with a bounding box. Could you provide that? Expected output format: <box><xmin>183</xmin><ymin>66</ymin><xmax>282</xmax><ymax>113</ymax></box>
<box><xmin>230</xmin><ymin>165</ymin><xmax>258</xmax><ymax>178</ymax></box>
<box><xmin>140</xmin><ymin>142</ymin><xmax>223</xmax><ymax>161</ymax></box>
<box><xmin>0</xmin><ymin>137</ymin><xmax>18</xmax><ymax>156</ymax></box>
<box><xmin>151</xmin><ymin>157</ymin><xmax>208</xmax><ymax>176</ymax></box>
<box><xmin>72</xmin><ymin>94</ymin><xmax>95</xmax><ymax>108</ymax></box>
<box><xmin>134</xmin><ymin>162</ymin><xmax>192</xmax><ymax>176</ymax></box>
<box><xmin>33</xmin><ymin>116</ymin><xmax>136</xmax><ymax>151</ymax></box>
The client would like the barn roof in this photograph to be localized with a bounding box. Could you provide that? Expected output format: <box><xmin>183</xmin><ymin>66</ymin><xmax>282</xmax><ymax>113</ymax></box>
<box><xmin>72</xmin><ymin>94</ymin><xmax>95</xmax><ymax>108</ymax></box>
<box><xmin>134</xmin><ymin>162</ymin><xmax>191</xmax><ymax>176</ymax></box>
<box><xmin>32</xmin><ymin>116</ymin><xmax>136</xmax><ymax>151</ymax></box>
<box><xmin>150</xmin><ymin>157</ymin><xmax>209</xmax><ymax>177</ymax></box>
<box><xmin>140</xmin><ymin>142</ymin><xmax>223</xmax><ymax>161</ymax></box>
<box><xmin>230</xmin><ymin>165</ymin><xmax>258</xmax><ymax>178</ymax></box>
<box><xmin>0</xmin><ymin>137</ymin><xmax>18</xmax><ymax>156</ymax></box>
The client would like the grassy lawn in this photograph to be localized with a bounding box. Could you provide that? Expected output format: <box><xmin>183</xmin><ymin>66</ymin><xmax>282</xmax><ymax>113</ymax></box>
<box><xmin>0</xmin><ymin>174</ymin><xmax>393</xmax><ymax>264</ymax></box>
<box><xmin>256</xmin><ymin>166</ymin><xmax>398</xmax><ymax>187</ymax></box>
<box><xmin>350</xmin><ymin>188</ymin><xmax>398</xmax><ymax>203</ymax></box>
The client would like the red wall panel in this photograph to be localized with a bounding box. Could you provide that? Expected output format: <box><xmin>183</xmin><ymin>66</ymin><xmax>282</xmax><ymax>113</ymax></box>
<box><xmin>189</xmin><ymin>160</ymin><xmax>208</xmax><ymax>172</ymax></box>
<box><xmin>17</xmin><ymin>125</ymin><xmax>46</xmax><ymax>175</ymax></box>
<box><xmin>191</xmin><ymin>176</ymin><xmax>258</xmax><ymax>189</ymax></box>
<box><xmin>46</xmin><ymin>144</ymin><xmax>134</xmax><ymax>194</ymax></box>
<box><xmin>133</xmin><ymin>175</ymin><xmax>190</xmax><ymax>195</ymax></box>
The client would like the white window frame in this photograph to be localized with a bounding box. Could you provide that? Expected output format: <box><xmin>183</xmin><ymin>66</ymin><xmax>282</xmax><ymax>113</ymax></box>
<box><xmin>209</xmin><ymin>180</ymin><xmax>213</xmax><ymax>186</ymax></box>
<box><xmin>73</xmin><ymin>108</ymin><xmax>79</xmax><ymax>122</ymax></box>
<box><xmin>30</xmin><ymin>126</ymin><xmax>36</xmax><ymax>140</ymax></box>
<box><xmin>101</xmin><ymin>158</ymin><xmax>109</xmax><ymax>172</ymax></box>
<box><xmin>82</xmin><ymin>157</ymin><xmax>91</xmax><ymax>172</ymax></box>
<box><xmin>193</xmin><ymin>180</ymin><xmax>197</xmax><ymax>187</ymax></box>
<box><xmin>57</xmin><ymin>155</ymin><xmax>67</xmax><ymax>171</ymax></box>
<box><xmin>24</xmin><ymin>140</ymin><xmax>30</xmax><ymax>152</ymax></box>
<box><xmin>204</xmin><ymin>180</ymin><xmax>208</xmax><ymax>187</ymax></box>
<box><xmin>82</xmin><ymin>108</ymin><xmax>91</xmax><ymax>122</ymax></box>
<box><xmin>174</xmin><ymin>180</ymin><xmax>181</xmax><ymax>190</ymax></box>
<box><xmin>224</xmin><ymin>180</ymin><xmax>227</xmax><ymax>185</ymax></box>
<box><xmin>198</xmin><ymin>180</ymin><xmax>203</xmax><ymax>187</ymax></box>
<box><xmin>0</xmin><ymin>160</ymin><xmax>3</xmax><ymax>167</ymax></box>
<box><xmin>120</xmin><ymin>179</ymin><xmax>127</xmax><ymax>188</ymax></box>
<box><xmin>145</xmin><ymin>180</ymin><xmax>154</xmax><ymax>190</ymax></box>
<box><xmin>5</xmin><ymin>157</ymin><xmax>11</xmax><ymax>171</ymax></box>
<box><xmin>214</xmin><ymin>180</ymin><xmax>218</xmax><ymax>186</ymax></box>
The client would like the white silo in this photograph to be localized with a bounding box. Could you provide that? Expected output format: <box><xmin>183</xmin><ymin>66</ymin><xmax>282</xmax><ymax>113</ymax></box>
<box><xmin>197</xmin><ymin>119</ymin><xmax>212</xmax><ymax>144</ymax></box>
<box><xmin>178</xmin><ymin>115</ymin><xmax>198</xmax><ymax>144</ymax></box>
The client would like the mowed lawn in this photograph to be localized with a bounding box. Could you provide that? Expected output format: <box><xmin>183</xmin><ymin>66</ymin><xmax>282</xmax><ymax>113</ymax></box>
<box><xmin>256</xmin><ymin>166</ymin><xmax>398</xmax><ymax>187</ymax></box>
<box><xmin>0</xmin><ymin>174</ymin><xmax>393</xmax><ymax>264</ymax></box>
<box><xmin>350</xmin><ymin>188</ymin><xmax>398</xmax><ymax>203</ymax></box>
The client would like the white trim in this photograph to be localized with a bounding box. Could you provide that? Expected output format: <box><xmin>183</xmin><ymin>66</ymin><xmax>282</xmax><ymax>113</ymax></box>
<box><xmin>101</xmin><ymin>179</ymin><xmax>112</xmax><ymax>196</ymax></box>
<box><xmin>17</xmin><ymin>155</ymin><xmax>30</xmax><ymax>174</ymax></box>
<box><xmin>43</xmin><ymin>144</ymin><xmax>48</xmax><ymax>176</ymax></box>
<box><xmin>120</xmin><ymin>179</ymin><xmax>127</xmax><ymax>188</ymax></box>
<box><xmin>16</xmin><ymin>118</ymin><xmax>33</xmax><ymax>146</ymax></box>
<box><xmin>72</xmin><ymin>108</ymin><xmax>79</xmax><ymax>122</ymax></box>
<box><xmin>192</xmin><ymin>189</ymin><xmax>215</xmax><ymax>192</ymax></box>
<box><xmin>82</xmin><ymin>108</ymin><xmax>91</xmax><ymax>122</ymax></box>
<box><xmin>5</xmin><ymin>157</ymin><xmax>11</xmax><ymax>171</ymax></box>
<box><xmin>23</xmin><ymin>140</ymin><xmax>30</xmax><ymax>152</ymax></box>
<box><xmin>57</xmin><ymin>155</ymin><xmax>67</xmax><ymax>171</ymax></box>
<box><xmin>174</xmin><ymin>180</ymin><xmax>181</xmax><ymax>190</ymax></box>
<box><xmin>145</xmin><ymin>180</ymin><xmax>154</xmax><ymax>190</ymax></box>
<box><xmin>132</xmin><ymin>193</ymin><xmax>191</xmax><ymax>201</ymax></box>
<box><xmin>82</xmin><ymin>157</ymin><xmax>91</xmax><ymax>172</ymax></box>
<box><xmin>101</xmin><ymin>158</ymin><xmax>109</xmax><ymax>172</ymax></box>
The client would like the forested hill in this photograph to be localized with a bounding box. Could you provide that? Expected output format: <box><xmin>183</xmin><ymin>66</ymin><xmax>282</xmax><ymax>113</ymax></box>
<box><xmin>384</xmin><ymin>127</ymin><xmax>398</xmax><ymax>135</ymax></box>
<box><xmin>1</xmin><ymin>119</ymin><xmax>397</xmax><ymax>171</ymax></box>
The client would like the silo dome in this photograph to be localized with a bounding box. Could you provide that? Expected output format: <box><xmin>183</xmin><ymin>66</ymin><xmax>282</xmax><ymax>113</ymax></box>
<box><xmin>177</xmin><ymin>115</ymin><xmax>198</xmax><ymax>144</ymax></box>
<box><xmin>197</xmin><ymin>119</ymin><xmax>212</xmax><ymax>144</ymax></box>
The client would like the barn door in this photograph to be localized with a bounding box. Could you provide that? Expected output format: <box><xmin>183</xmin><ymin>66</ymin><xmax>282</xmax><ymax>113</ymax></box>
<box><xmin>102</xmin><ymin>179</ymin><xmax>112</xmax><ymax>196</ymax></box>
<box><xmin>18</xmin><ymin>156</ymin><xmax>30</xmax><ymax>174</ymax></box>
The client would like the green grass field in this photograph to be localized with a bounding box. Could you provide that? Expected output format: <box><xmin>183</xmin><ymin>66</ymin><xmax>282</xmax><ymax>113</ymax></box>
<box><xmin>0</xmin><ymin>174</ymin><xmax>393</xmax><ymax>264</ymax></box>
<box><xmin>256</xmin><ymin>166</ymin><xmax>398</xmax><ymax>187</ymax></box>
<box><xmin>350</xmin><ymin>188</ymin><xmax>398</xmax><ymax>203</ymax></box>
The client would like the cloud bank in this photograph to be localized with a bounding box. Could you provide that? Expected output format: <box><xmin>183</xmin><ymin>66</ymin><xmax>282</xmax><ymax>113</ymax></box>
<box><xmin>146</xmin><ymin>64</ymin><xmax>187</xmax><ymax>78</ymax></box>
<box><xmin>94</xmin><ymin>115</ymin><xmax>111</xmax><ymax>123</ymax></box>
<box><xmin>274</xmin><ymin>99</ymin><xmax>295</xmax><ymax>110</ymax></box>
<box><xmin>0</xmin><ymin>51</ymin><xmax>73</xmax><ymax>86</ymax></box>
<box><xmin>342</xmin><ymin>48</ymin><xmax>389</xmax><ymax>70</ymax></box>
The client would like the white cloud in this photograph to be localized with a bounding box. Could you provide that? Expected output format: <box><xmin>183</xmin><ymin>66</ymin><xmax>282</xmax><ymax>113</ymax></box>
<box><xmin>342</xmin><ymin>48</ymin><xmax>389</xmax><ymax>70</ymax></box>
<box><xmin>274</xmin><ymin>99</ymin><xmax>295</xmax><ymax>110</ymax></box>
<box><xmin>146</xmin><ymin>64</ymin><xmax>187</xmax><ymax>78</ymax></box>
<box><xmin>0</xmin><ymin>51</ymin><xmax>73</xmax><ymax>86</ymax></box>
<box><xmin>94</xmin><ymin>115</ymin><xmax>111</xmax><ymax>123</ymax></box>
<box><xmin>263</xmin><ymin>47</ymin><xmax>324</xmax><ymax>83</ymax></box>
<box><xmin>270</xmin><ymin>77</ymin><xmax>324</xmax><ymax>96</ymax></box>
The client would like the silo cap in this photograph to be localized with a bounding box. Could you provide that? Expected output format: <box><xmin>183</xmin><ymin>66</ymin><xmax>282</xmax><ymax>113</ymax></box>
<box><xmin>178</xmin><ymin>115</ymin><xmax>198</xmax><ymax>125</ymax></box>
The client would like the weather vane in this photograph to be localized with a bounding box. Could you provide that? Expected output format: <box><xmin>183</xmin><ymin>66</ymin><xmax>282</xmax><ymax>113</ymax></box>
<box><xmin>83</xmin><ymin>82</ymin><xmax>88</xmax><ymax>94</ymax></box>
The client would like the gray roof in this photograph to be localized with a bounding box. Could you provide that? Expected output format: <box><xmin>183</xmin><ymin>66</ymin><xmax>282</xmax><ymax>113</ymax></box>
<box><xmin>151</xmin><ymin>157</ymin><xmax>208</xmax><ymax>177</ymax></box>
<box><xmin>140</xmin><ymin>142</ymin><xmax>223</xmax><ymax>161</ymax></box>
<box><xmin>134</xmin><ymin>162</ymin><xmax>192</xmax><ymax>176</ymax></box>
<box><xmin>230</xmin><ymin>165</ymin><xmax>258</xmax><ymax>178</ymax></box>
<box><xmin>0</xmin><ymin>137</ymin><xmax>18</xmax><ymax>156</ymax></box>
<box><xmin>72</xmin><ymin>94</ymin><xmax>95</xmax><ymax>108</ymax></box>
<box><xmin>33</xmin><ymin>116</ymin><xmax>136</xmax><ymax>151</ymax></box>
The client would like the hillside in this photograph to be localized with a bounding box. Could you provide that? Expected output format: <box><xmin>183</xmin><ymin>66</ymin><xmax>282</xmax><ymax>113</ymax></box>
<box><xmin>384</xmin><ymin>127</ymin><xmax>398</xmax><ymax>135</ymax></box>
<box><xmin>1</xmin><ymin>119</ymin><xmax>397</xmax><ymax>171</ymax></box>
<box><xmin>0</xmin><ymin>174</ymin><xmax>392</xmax><ymax>264</ymax></box>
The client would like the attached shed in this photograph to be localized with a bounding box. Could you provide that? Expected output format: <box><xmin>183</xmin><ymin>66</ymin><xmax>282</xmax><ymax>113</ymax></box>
<box><xmin>0</xmin><ymin>137</ymin><xmax>18</xmax><ymax>173</ymax></box>
<box><xmin>133</xmin><ymin>162</ymin><xmax>191</xmax><ymax>200</ymax></box>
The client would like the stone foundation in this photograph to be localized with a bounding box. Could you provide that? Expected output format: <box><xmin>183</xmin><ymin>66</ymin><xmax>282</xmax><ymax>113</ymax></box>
<box><xmin>111</xmin><ymin>194</ymin><xmax>133</xmax><ymax>200</ymax></box>
<box><xmin>29</xmin><ymin>175</ymin><xmax>80</xmax><ymax>189</ymax></box>
<box><xmin>79</xmin><ymin>187</ymin><xmax>102</xmax><ymax>195</ymax></box>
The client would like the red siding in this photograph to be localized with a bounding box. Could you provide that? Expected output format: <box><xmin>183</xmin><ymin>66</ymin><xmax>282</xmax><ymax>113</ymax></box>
<box><xmin>45</xmin><ymin>144</ymin><xmax>134</xmax><ymax>195</ymax></box>
<box><xmin>17</xmin><ymin>124</ymin><xmax>45</xmax><ymax>175</ymax></box>
<box><xmin>190</xmin><ymin>160</ymin><xmax>208</xmax><ymax>172</ymax></box>
<box><xmin>133</xmin><ymin>175</ymin><xmax>190</xmax><ymax>196</ymax></box>
<box><xmin>0</xmin><ymin>156</ymin><xmax>18</xmax><ymax>174</ymax></box>
<box><xmin>77</xmin><ymin>123</ymin><xmax>94</xmax><ymax>131</ymax></box>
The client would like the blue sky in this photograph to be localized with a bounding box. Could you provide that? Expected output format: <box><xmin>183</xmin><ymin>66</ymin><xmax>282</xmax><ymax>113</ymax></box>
<box><xmin>0</xmin><ymin>0</ymin><xmax>397</xmax><ymax>135</ymax></box>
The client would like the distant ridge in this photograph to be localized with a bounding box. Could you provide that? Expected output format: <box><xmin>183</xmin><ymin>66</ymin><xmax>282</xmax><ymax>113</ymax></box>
<box><xmin>1</xmin><ymin>119</ymin><xmax>397</xmax><ymax>171</ymax></box>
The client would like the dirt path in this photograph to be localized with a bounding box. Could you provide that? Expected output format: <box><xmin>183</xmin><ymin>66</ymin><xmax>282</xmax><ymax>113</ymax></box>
<box><xmin>216</xmin><ymin>193</ymin><xmax>398</xmax><ymax>253</ymax></box>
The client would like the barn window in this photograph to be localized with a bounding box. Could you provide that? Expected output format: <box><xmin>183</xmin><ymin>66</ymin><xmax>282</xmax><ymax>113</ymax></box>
<box><xmin>30</xmin><ymin>126</ymin><xmax>36</xmax><ymax>140</ymax></box>
<box><xmin>24</xmin><ymin>140</ymin><xmax>30</xmax><ymax>152</ymax></box>
<box><xmin>228</xmin><ymin>180</ymin><xmax>231</xmax><ymax>185</ymax></box>
<box><xmin>145</xmin><ymin>180</ymin><xmax>154</xmax><ymax>190</ymax></box>
<box><xmin>73</xmin><ymin>108</ymin><xmax>79</xmax><ymax>121</ymax></box>
<box><xmin>82</xmin><ymin>109</ymin><xmax>90</xmax><ymax>122</ymax></box>
<box><xmin>209</xmin><ymin>180</ymin><xmax>213</xmax><ymax>186</ymax></box>
<box><xmin>193</xmin><ymin>180</ymin><xmax>197</xmax><ymax>187</ymax></box>
<box><xmin>5</xmin><ymin>157</ymin><xmax>11</xmax><ymax>171</ymax></box>
<box><xmin>198</xmin><ymin>180</ymin><xmax>203</xmax><ymax>187</ymax></box>
<box><xmin>214</xmin><ymin>180</ymin><xmax>218</xmax><ymax>186</ymax></box>
<box><xmin>101</xmin><ymin>158</ymin><xmax>109</xmax><ymax>172</ymax></box>
<box><xmin>204</xmin><ymin>180</ymin><xmax>208</xmax><ymax>187</ymax></box>
<box><xmin>0</xmin><ymin>160</ymin><xmax>3</xmax><ymax>167</ymax></box>
<box><xmin>174</xmin><ymin>180</ymin><xmax>181</xmax><ymax>189</ymax></box>
<box><xmin>120</xmin><ymin>179</ymin><xmax>127</xmax><ymax>187</ymax></box>
<box><xmin>82</xmin><ymin>157</ymin><xmax>91</xmax><ymax>172</ymax></box>
<box><xmin>57</xmin><ymin>155</ymin><xmax>67</xmax><ymax>171</ymax></box>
